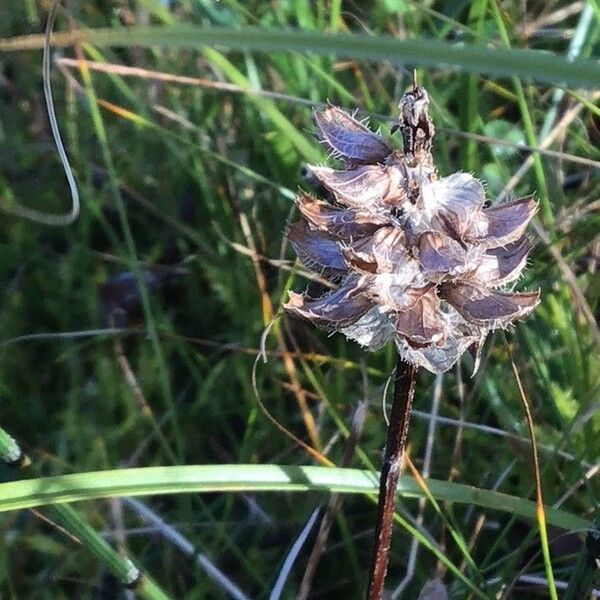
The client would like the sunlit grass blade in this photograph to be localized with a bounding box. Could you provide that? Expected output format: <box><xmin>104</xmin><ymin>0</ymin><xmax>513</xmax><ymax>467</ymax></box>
<box><xmin>0</xmin><ymin>465</ymin><xmax>589</xmax><ymax>532</ymax></box>
<box><xmin>202</xmin><ymin>47</ymin><xmax>321</xmax><ymax>163</ymax></box>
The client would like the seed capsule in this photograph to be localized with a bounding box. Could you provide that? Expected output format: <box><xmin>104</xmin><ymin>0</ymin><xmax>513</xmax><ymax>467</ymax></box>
<box><xmin>285</xmin><ymin>85</ymin><xmax>539</xmax><ymax>373</ymax></box>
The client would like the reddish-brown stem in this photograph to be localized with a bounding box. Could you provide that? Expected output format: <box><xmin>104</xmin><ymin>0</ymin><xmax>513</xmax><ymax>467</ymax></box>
<box><xmin>366</xmin><ymin>356</ymin><xmax>418</xmax><ymax>600</ymax></box>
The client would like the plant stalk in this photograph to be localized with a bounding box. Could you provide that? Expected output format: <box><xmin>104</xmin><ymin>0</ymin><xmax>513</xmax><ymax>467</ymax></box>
<box><xmin>366</xmin><ymin>356</ymin><xmax>418</xmax><ymax>600</ymax></box>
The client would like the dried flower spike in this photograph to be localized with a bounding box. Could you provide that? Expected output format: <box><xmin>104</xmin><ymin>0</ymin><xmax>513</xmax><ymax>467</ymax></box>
<box><xmin>284</xmin><ymin>84</ymin><xmax>539</xmax><ymax>373</ymax></box>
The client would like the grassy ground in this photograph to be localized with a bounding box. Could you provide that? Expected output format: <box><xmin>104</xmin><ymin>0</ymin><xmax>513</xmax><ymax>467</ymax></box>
<box><xmin>0</xmin><ymin>1</ymin><xmax>598</xmax><ymax>598</ymax></box>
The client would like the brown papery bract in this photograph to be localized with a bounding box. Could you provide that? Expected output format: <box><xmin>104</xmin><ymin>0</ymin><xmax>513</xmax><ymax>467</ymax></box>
<box><xmin>284</xmin><ymin>86</ymin><xmax>539</xmax><ymax>373</ymax></box>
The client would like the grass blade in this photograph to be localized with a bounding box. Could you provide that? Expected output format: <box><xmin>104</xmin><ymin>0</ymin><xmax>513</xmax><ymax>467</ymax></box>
<box><xmin>0</xmin><ymin>427</ymin><xmax>171</xmax><ymax>600</ymax></box>
<box><xmin>0</xmin><ymin>464</ymin><xmax>590</xmax><ymax>533</ymax></box>
<box><xmin>0</xmin><ymin>26</ymin><xmax>598</xmax><ymax>89</ymax></box>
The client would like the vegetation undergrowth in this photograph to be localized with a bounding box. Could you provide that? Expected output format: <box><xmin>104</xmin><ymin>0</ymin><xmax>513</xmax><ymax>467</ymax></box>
<box><xmin>0</xmin><ymin>1</ymin><xmax>598</xmax><ymax>598</ymax></box>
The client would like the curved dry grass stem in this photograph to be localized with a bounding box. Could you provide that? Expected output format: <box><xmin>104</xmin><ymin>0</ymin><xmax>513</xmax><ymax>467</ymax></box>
<box><xmin>225</xmin><ymin>157</ymin><xmax>323</xmax><ymax>450</ymax></box>
<box><xmin>251</xmin><ymin>349</ymin><xmax>332</xmax><ymax>468</ymax></box>
<box><xmin>503</xmin><ymin>333</ymin><xmax>558</xmax><ymax>600</ymax></box>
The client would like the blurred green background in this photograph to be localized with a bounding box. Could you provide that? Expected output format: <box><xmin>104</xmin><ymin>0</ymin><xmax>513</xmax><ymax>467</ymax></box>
<box><xmin>0</xmin><ymin>1</ymin><xmax>598</xmax><ymax>598</ymax></box>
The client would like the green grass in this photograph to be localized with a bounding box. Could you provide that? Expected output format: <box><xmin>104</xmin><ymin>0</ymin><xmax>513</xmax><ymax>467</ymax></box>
<box><xmin>0</xmin><ymin>1</ymin><xmax>598</xmax><ymax>598</ymax></box>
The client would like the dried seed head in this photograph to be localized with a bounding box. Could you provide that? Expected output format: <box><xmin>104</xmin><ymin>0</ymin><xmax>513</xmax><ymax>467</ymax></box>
<box><xmin>284</xmin><ymin>84</ymin><xmax>539</xmax><ymax>373</ymax></box>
